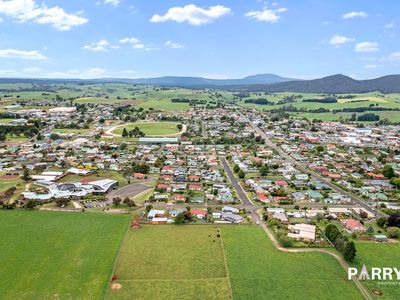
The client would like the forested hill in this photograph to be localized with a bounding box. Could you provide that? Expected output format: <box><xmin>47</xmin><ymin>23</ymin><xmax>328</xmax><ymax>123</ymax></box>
<box><xmin>246</xmin><ymin>74</ymin><xmax>400</xmax><ymax>94</ymax></box>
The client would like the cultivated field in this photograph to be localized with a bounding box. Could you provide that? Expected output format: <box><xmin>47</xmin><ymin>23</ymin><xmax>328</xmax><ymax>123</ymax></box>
<box><xmin>106</xmin><ymin>225</ymin><xmax>231</xmax><ymax>300</ymax></box>
<box><xmin>351</xmin><ymin>241</ymin><xmax>400</xmax><ymax>299</ymax></box>
<box><xmin>0</xmin><ymin>210</ymin><xmax>130</xmax><ymax>299</ymax></box>
<box><xmin>112</xmin><ymin>122</ymin><xmax>181</xmax><ymax>136</ymax></box>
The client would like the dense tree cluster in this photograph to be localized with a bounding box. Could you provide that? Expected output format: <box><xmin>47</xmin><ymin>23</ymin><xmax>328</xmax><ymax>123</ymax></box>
<box><xmin>325</xmin><ymin>224</ymin><xmax>357</xmax><ymax>262</ymax></box>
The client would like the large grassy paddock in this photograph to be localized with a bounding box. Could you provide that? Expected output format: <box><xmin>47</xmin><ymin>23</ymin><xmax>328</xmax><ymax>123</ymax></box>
<box><xmin>107</xmin><ymin>225</ymin><xmax>363</xmax><ymax>300</ymax></box>
<box><xmin>351</xmin><ymin>241</ymin><xmax>400</xmax><ymax>299</ymax></box>
<box><xmin>106</xmin><ymin>225</ymin><xmax>231</xmax><ymax>300</ymax></box>
<box><xmin>0</xmin><ymin>210</ymin><xmax>130</xmax><ymax>299</ymax></box>
<box><xmin>221</xmin><ymin>226</ymin><xmax>363</xmax><ymax>300</ymax></box>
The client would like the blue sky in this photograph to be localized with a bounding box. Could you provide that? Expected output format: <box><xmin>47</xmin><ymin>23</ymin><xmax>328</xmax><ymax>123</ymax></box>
<box><xmin>0</xmin><ymin>0</ymin><xmax>399</xmax><ymax>79</ymax></box>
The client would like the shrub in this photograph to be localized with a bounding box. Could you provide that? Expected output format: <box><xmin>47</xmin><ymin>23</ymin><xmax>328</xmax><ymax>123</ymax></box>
<box><xmin>343</xmin><ymin>241</ymin><xmax>357</xmax><ymax>262</ymax></box>
<box><xmin>386</xmin><ymin>227</ymin><xmax>400</xmax><ymax>238</ymax></box>
<box><xmin>278</xmin><ymin>236</ymin><xmax>294</xmax><ymax>248</ymax></box>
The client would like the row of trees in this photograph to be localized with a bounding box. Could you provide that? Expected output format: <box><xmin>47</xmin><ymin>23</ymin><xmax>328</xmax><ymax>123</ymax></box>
<box><xmin>122</xmin><ymin>127</ymin><xmax>145</xmax><ymax>138</ymax></box>
<box><xmin>233</xmin><ymin>164</ymin><xmax>246</xmax><ymax>179</ymax></box>
<box><xmin>325</xmin><ymin>224</ymin><xmax>357</xmax><ymax>262</ymax></box>
<box><xmin>0</xmin><ymin>125</ymin><xmax>39</xmax><ymax>141</ymax></box>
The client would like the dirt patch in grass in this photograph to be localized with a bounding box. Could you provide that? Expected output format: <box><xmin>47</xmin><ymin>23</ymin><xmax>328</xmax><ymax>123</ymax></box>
<box><xmin>111</xmin><ymin>283</ymin><xmax>122</xmax><ymax>290</ymax></box>
<box><xmin>0</xmin><ymin>175</ymin><xmax>19</xmax><ymax>179</ymax></box>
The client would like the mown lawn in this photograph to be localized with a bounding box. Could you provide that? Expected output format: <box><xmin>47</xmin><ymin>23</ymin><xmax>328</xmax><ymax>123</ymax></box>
<box><xmin>221</xmin><ymin>226</ymin><xmax>363</xmax><ymax>300</ymax></box>
<box><xmin>106</xmin><ymin>225</ymin><xmax>231</xmax><ymax>300</ymax></box>
<box><xmin>0</xmin><ymin>210</ymin><xmax>130</xmax><ymax>299</ymax></box>
<box><xmin>113</xmin><ymin>122</ymin><xmax>181</xmax><ymax>136</ymax></box>
<box><xmin>351</xmin><ymin>241</ymin><xmax>400</xmax><ymax>299</ymax></box>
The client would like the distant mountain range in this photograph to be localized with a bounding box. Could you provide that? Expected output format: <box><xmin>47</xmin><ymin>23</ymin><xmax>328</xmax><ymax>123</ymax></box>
<box><xmin>246</xmin><ymin>74</ymin><xmax>400</xmax><ymax>94</ymax></box>
<box><xmin>0</xmin><ymin>73</ymin><xmax>400</xmax><ymax>93</ymax></box>
<box><xmin>120</xmin><ymin>74</ymin><xmax>296</xmax><ymax>86</ymax></box>
<box><xmin>0</xmin><ymin>74</ymin><xmax>295</xmax><ymax>86</ymax></box>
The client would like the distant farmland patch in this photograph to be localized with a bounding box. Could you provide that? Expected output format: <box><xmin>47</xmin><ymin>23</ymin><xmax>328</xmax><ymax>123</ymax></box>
<box><xmin>337</xmin><ymin>96</ymin><xmax>388</xmax><ymax>103</ymax></box>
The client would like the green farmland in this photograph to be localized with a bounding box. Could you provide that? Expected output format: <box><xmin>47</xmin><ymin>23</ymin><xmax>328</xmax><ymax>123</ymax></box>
<box><xmin>0</xmin><ymin>210</ymin><xmax>129</xmax><ymax>299</ymax></box>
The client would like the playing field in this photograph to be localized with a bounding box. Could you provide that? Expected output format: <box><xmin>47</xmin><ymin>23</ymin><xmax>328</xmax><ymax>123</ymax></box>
<box><xmin>0</xmin><ymin>210</ymin><xmax>130</xmax><ymax>299</ymax></box>
<box><xmin>221</xmin><ymin>226</ymin><xmax>363</xmax><ymax>300</ymax></box>
<box><xmin>351</xmin><ymin>241</ymin><xmax>400</xmax><ymax>299</ymax></box>
<box><xmin>112</xmin><ymin>122</ymin><xmax>181</xmax><ymax>136</ymax></box>
<box><xmin>106</xmin><ymin>225</ymin><xmax>231</xmax><ymax>300</ymax></box>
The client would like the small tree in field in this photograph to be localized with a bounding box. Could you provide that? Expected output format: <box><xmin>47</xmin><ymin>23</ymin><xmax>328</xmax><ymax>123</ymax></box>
<box><xmin>343</xmin><ymin>241</ymin><xmax>357</xmax><ymax>262</ymax></box>
<box><xmin>25</xmin><ymin>199</ymin><xmax>38</xmax><ymax>209</ymax></box>
<box><xmin>112</xmin><ymin>197</ymin><xmax>122</xmax><ymax>206</ymax></box>
<box><xmin>22</xmin><ymin>168</ymin><xmax>31</xmax><ymax>181</ymax></box>
<box><xmin>174</xmin><ymin>213</ymin><xmax>185</xmax><ymax>225</ymax></box>
<box><xmin>145</xmin><ymin>204</ymin><xmax>153</xmax><ymax>213</ymax></box>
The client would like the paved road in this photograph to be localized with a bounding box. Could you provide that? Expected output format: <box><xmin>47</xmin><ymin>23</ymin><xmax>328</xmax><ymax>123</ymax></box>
<box><xmin>246</xmin><ymin>117</ymin><xmax>383</xmax><ymax>217</ymax></box>
<box><xmin>220</xmin><ymin>157</ymin><xmax>260</xmax><ymax>222</ymax></box>
<box><xmin>201</xmin><ymin>124</ymin><xmax>208</xmax><ymax>138</ymax></box>
<box><xmin>221</xmin><ymin>157</ymin><xmax>252</xmax><ymax>206</ymax></box>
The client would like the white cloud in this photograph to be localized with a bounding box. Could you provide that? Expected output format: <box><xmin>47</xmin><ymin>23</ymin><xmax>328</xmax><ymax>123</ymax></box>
<box><xmin>83</xmin><ymin>40</ymin><xmax>111</xmax><ymax>52</ymax></box>
<box><xmin>150</xmin><ymin>4</ymin><xmax>231</xmax><ymax>26</ymax></box>
<box><xmin>0</xmin><ymin>48</ymin><xmax>47</xmax><ymax>59</ymax></box>
<box><xmin>329</xmin><ymin>35</ymin><xmax>355</xmax><ymax>46</ymax></box>
<box><xmin>363</xmin><ymin>64</ymin><xmax>381</xmax><ymax>69</ymax></box>
<box><xmin>0</xmin><ymin>69</ymin><xmax>17</xmax><ymax>75</ymax></box>
<box><xmin>0</xmin><ymin>0</ymin><xmax>88</xmax><ymax>31</ymax></box>
<box><xmin>104</xmin><ymin>0</ymin><xmax>119</xmax><ymax>6</ymax></box>
<box><xmin>49</xmin><ymin>68</ymin><xmax>106</xmax><ymax>78</ymax></box>
<box><xmin>119</xmin><ymin>37</ymin><xmax>140</xmax><ymax>44</ymax></box>
<box><xmin>119</xmin><ymin>37</ymin><xmax>149</xmax><ymax>49</ymax></box>
<box><xmin>165</xmin><ymin>40</ymin><xmax>185</xmax><ymax>49</ymax></box>
<box><xmin>385</xmin><ymin>22</ymin><xmax>394</xmax><ymax>29</ymax></box>
<box><xmin>388</xmin><ymin>52</ymin><xmax>400</xmax><ymax>62</ymax></box>
<box><xmin>133</xmin><ymin>43</ymin><xmax>145</xmax><ymax>49</ymax></box>
<box><xmin>342</xmin><ymin>11</ymin><xmax>367</xmax><ymax>19</ymax></box>
<box><xmin>48</xmin><ymin>69</ymin><xmax>79</xmax><ymax>77</ymax></box>
<box><xmin>22</xmin><ymin>66</ymin><xmax>40</xmax><ymax>73</ymax></box>
<box><xmin>85</xmin><ymin>68</ymin><xmax>106</xmax><ymax>77</ymax></box>
<box><xmin>245</xmin><ymin>5</ymin><xmax>287</xmax><ymax>23</ymax></box>
<box><xmin>355</xmin><ymin>42</ymin><xmax>379</xmax><ymax>52</ymax></box>
<box><xmin>122</xmin><ymin>69</ymin><xmax>136</xmax><ymax>74</ymax></box>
